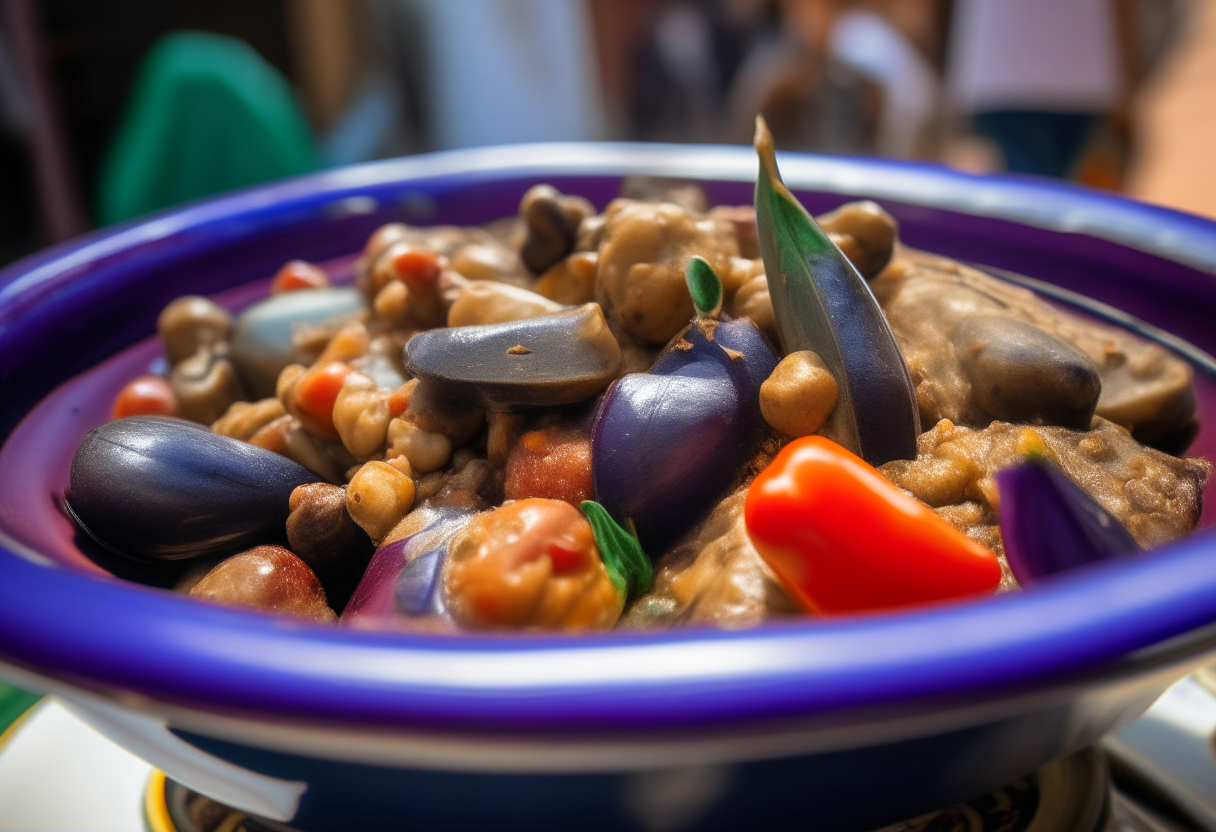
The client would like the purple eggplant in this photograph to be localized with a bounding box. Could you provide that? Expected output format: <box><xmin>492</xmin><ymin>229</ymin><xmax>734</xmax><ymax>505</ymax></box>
<box><xmin>591</xmin><ymin>257</ymin><xmax>779</xmax><ymax>553</ymax></box>
<box><xmin>66</xmin><ymin>416</ymin><xmax>320</xmax><ymax>562</ymax></box>
<box><xmin>996</xmin><ymin>456</ymin><xmax>1139</xmax><ymax>585</ymax></box>
<box><xmin>340</xmin><ymin>507</ymin><xmax>474</xmax><ymax>628</ymax></box>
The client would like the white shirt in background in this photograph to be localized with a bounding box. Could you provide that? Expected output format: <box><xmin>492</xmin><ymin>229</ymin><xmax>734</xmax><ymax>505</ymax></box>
<box><xmin>947</xmin><ymin>0</ymin><xmax>1121</xmax><ymax>114</ymax></box>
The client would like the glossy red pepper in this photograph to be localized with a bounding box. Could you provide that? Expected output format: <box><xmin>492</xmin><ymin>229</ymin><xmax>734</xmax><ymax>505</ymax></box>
<box><xmin>745</xmin><ymin>436</ymin><xmax>1002</xmax><ymax>615</ymax></box>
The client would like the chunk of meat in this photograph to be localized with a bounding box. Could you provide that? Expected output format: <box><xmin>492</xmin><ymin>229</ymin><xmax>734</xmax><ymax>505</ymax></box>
<box><xmin>595</xmin><ymin>199</ymin><xmax>738</xmax><ymax>345</ymax></box>
<box><xmin>880</xmin><ymin>418</ymin><xmax>1210</xmax><ymax>589</ymax></box>
<box><xmin>872</xmin><ymin>248</ymin><xmax>1197</xmax><ymax>447</ymax></box>
<box><xmin>622</xmin><ymin>486</ymin><xmax>800</xmax><ymax>629</ymax></box>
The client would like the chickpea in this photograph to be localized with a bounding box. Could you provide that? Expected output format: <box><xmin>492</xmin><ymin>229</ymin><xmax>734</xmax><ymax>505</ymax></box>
<box><xmin>444</xmin><ymin>498</ymin><xmax>620</xmax><ymax>631</ymax></box>
<box><xmin>595</xmin><ymin>200</ymin><xmax>738</xmax><ymax>345</ymax></box>
<box><xmin>446</xmin><ymin>281</ymin><xmax>564</xmax><ymax>328</ymax></box>
<box><xmin>816</xmin><ymin>200</ymin><xmax>898</xmax><ymax>280</ymax></box>
<box><xmin>449</xmin><ymin>243</ymin><xmax>525</xmax><ymax>283</ymax></box>
<box><xmin>759</xmin><ymin>351</ymin><xmax>839</xmax><ymax>437</ymax></box>
<box><xmin>316</xmin><ymin>321</ymin><xmax>370</xmax><ymax>364</ymax></box>
<box><xmin>346</xmin><ymin>461</ymin><xmax>416</xmax><ymax>543</ymax></box>
<box><xmin>212</xmin><ymin>397</ymin><xmax>286</xmax><ymax>441</ymax></box>
<box><xmin>372</xmin><ymin>281</ymin><xmax>410</xmax><ymax>327</ymax></box>
<box><xmin>533</xmin><ymin>251</ymin><xmax>598</xmax><ymax>306</ymax></box>
<box><xmin>387</xmin><ymin>417</ymin><xmax>452</xmax><ymax>474</ymax></box>
<box><xmin>247</xmin><ymin>413</ymin><xmax>293</xmax><ymax>454</ymax></box>
<box><xmin>730</xmin><ymin>272</ymin><xmax>778</xmax><ymax>344</ymax></box>
<box><xmin>332</xmin><ymin>372</ymin><xmax>392</xmax><ymax>459</ymax></box>
<box><xmin>369</xmin><ymin>243</ymin><xmax>447</xmax><ymax>326</ymax></box>
<box><xmin>276</xmin><ymin>417</ymin><xmax>358</xmax><ymax>482</ymax></box>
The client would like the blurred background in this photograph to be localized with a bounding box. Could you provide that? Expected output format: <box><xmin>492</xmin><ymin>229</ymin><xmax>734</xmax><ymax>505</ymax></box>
<box><xmin>1</xmin><ymin>0</ymin><xmax>1213</xmax><ymax>267</ymax></box>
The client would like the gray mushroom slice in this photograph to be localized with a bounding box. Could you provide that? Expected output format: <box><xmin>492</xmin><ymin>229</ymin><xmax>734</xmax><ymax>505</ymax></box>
<box><xmin>229</xmin><ymin>287</ymin><xmax>366</xmax><ymax>398</ymax></box>
<box><xmin>955</xmin><ymin>317</ymin><xmax>1102</xmax><ymax>429</ymax></box>
<box><xmin>1096</xmin><ymin>349</ymin><xmax>1196</xmax><ymax>447</ymax></box>
<box><xmin>403</xmin><ymin>303</ymin><xmax>623</xmax><ymax>409</ymax></box>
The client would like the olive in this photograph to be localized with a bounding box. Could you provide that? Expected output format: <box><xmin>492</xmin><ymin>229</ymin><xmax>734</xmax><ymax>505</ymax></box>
<box><xmin>955</xmin><ymin>317</ymin><xmax>1101</xmax><ymax>429</ymax></box>
<box><xmin>66</xmin><ymin>416</ymin><xmax>320</xmax><ymax>561</ymax></box>
<box><xmin>228</xmin><ymin>287</ymin><xmax>366</xmax><ymax>399</ymax></box>
<box><xmin>286</xmin><ymin>482</ymin><xmax>375</xmax><ymax>609</ymax></box>
<box><xmin>519</xmin><ymin>185</ymin><xmax>595</xmax><ymax>275</ymax></box>
<box><xmin>189</xmin><ymin>545</ymin><xmax>336</xmax><ymax>623</ymax></box>
<box><xmin>403</xmin><ymin>304</ymin><xmax>622</xmax><ymax>409</ymax></box>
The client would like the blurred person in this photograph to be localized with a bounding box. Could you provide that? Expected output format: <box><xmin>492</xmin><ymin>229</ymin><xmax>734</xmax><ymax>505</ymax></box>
<box><xmin>829</xmin><ymin>5</ymin><xmax>939</xmax><ymax>158</ymax></box>
<box><xmin>722</xmin><ymin>0</ymin><xmax>822</xmax><ymax>146</ymax></box>
<box><xmin>632</xmin><ymin>0</ymin><xmax>775</xmax><ymax>142</ymax></box>
<box><xmin>725</xmin><ymin>0</ymin><xmax>883</xmax><ymax>152</ymax></box>
<box><xmin>407</xmin><ymin>0</ymin><xmax>605</xmax><ymax>149</ymax></box>
<box><xmin>947</xmin><ymin>0</ymin><xmax>1122</xmax><ymax>178</ymax></box>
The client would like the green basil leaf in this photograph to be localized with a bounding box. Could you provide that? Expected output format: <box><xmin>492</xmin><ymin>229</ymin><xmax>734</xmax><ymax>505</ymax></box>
<box><xmin>685</xmin><ymin>255</ymin><xmax>723</xmax><ymax>319</ymax></box>
<box><xmin>581</xmin><ymin>500</ymin><xmax>653</xmax><ymax>602</ymax></box>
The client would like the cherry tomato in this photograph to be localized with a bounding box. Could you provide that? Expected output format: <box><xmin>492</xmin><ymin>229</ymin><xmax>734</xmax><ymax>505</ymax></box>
<box><xmin>271</xmin><ymin>260</ymin><xmax>331</xmax><ymax>293</ymax></box>
<box><xmin>112</xmin><ymin>375</ymin><xmax>179</xmax><ymax>420</ymax></box>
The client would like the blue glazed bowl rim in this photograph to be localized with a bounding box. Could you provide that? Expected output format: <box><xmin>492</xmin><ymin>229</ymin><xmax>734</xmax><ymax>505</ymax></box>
<box><xmin>1</xmin><ymin>143</ymin><xmax>1215</xmax><ymax>734</ymax></box>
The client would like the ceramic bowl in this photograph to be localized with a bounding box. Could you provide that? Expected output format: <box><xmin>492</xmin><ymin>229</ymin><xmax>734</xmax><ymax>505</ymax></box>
<box><xmin>1</xmin><ymin>145</ymin><xmax>1215</xmax><ymax>832</ymax></box>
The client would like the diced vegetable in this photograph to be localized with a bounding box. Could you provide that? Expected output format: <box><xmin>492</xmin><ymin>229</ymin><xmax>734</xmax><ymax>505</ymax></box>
<box><xmin>271</xmin><ymin>260</ymin><xmax>331</xmax><ymax>293</ymax></box>
<box><xmin>289</xmin><ymin>361</ymin><xmax>353</xmax><ymax>440</ymax></box>
<box><xmin>444</xmin><ymin>499</ymin><xmax>621</xmax><ymax>631</ymax></box>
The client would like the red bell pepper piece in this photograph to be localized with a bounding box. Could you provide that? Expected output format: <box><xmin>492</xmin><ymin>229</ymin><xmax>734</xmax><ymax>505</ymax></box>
<box><xmin>745</xmin><ymin>436</ymin><xmax>1002</xmax><ymax>615</ymax></box>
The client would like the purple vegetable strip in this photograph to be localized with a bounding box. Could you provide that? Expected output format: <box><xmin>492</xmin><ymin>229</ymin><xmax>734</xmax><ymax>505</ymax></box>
<box><xmin>996</xmin><ymin>458</ymin><xmax>1139</xmax><ymax>586</ymax></box>
<box><xmin>341</xmin><ymin>507</ymin><xmax>473</xmax><ymax>626</ymax></box>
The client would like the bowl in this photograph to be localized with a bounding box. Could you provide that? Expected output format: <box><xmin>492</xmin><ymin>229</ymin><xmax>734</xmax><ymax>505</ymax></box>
<box><xmin>1</xmin><ymin>144</ymin><xmax>1215</xmax><ymax>832</ymax></box>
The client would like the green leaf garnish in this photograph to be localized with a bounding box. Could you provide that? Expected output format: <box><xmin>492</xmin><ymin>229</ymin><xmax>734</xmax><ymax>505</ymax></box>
<box><xmin>685</xmin><ymin>255</ymin><xmax>723</xmax><ymax>319</ymax></box>
<box><xmin>752</xmin><ymin>115</ymin><xmax>920</xmax><ymax>465</ymax></box>
<box><xmin>581</xmin><ymin>500</ymin><xmax>653</xmax><ymax>602</ymax></box>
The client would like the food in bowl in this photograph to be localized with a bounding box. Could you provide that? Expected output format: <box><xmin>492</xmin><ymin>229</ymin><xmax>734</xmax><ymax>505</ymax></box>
<box><xmin>64</xmin><ymin>126</ymin><xmax>1211</xmax><ymax>635</ymax></box>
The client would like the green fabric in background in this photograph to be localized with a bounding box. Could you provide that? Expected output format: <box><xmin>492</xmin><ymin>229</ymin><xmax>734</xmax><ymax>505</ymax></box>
<box><xmin>98</xmin><ymin>31</ymin><xmax>318</xmax><ymax>225</ymax></box>
<box><xmin>0</xmin><ymin>681</ymin><xmax>41</xmax><ymax>736</ymax></box>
